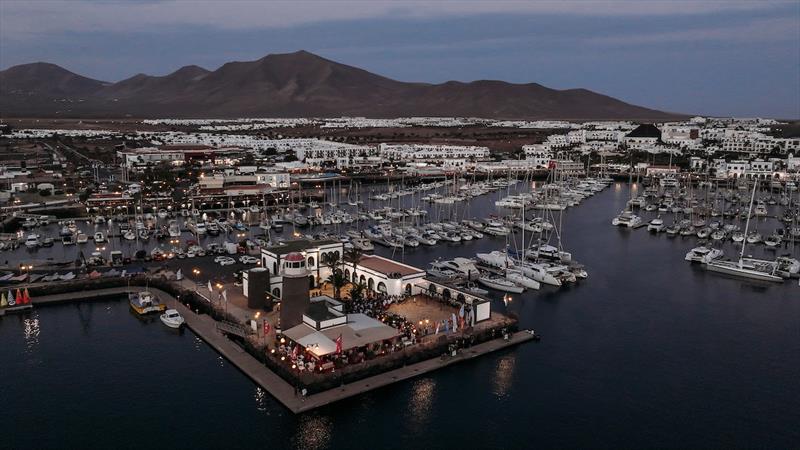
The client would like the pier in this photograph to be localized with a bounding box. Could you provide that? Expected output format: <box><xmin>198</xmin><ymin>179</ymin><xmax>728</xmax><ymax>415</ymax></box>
<box><xmin>30</xmin><ymin>286</ymin><xmax>534</xmax><ymax>414</ymax></box>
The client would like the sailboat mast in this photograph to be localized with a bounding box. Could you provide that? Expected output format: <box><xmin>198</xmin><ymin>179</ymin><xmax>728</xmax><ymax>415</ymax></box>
<box><xmin>739</xmin><ymin>180</ymin><xmax>758</xmax><ymax>265</ymax></box>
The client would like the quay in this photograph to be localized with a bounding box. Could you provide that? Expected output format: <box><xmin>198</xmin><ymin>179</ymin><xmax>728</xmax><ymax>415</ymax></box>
<box><xmin>30</xmin><ymin>286</ymin><xmax>535</xmax><ymax>414</ymax></box>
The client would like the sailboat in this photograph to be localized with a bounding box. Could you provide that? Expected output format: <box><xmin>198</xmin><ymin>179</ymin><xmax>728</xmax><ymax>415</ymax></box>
<box><xmin>706</xmin><ymin>181</ymin><xmax>783</xmax><ymax>282</ymax></box>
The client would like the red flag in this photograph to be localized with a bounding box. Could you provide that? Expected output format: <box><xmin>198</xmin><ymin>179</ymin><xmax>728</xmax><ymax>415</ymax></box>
<box><xmin>292</xmin><ymin>344</ymin><xmax>299</xmax><ymax>359</ymax></box>
<box><xmin>335</xmin><ymin>334</ymin><xmax>343</xmax><ymax>354</ymax></box>
<box><xmin>263</xmin><ymin>321</ymin><xmax>270</xmax><ymax>335</ymax></box>
<box><xmin>548</xmin><ymin>160</ymin><xmax>557</xmax><ymax>170</ymax></box>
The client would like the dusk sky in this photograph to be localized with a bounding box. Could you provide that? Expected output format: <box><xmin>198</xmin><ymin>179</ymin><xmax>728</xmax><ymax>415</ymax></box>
<box><xmin>1</xmin><ymin>0</ymin><xmax>798</xmax><ymax>118</ymax></box>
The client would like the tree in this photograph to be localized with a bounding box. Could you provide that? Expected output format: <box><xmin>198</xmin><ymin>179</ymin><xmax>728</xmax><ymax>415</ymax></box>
<box><xmin>349</xmin><ymin>282</ymin><xmax>366</xmax><ymax>304</ymax></box>
<box><xmin>326</xmin><ymin>271</ymin><xmax>347</xmax><ymax>301</ymax></box>
<box><xmin>344</xmin><ymin>246</ymin><xmax>363</xmax><ymax>274</ymax></box>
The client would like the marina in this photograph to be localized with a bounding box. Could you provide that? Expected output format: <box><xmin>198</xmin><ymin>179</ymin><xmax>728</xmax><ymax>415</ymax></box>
<box><xmin>2</xmin><ymin>181</ymin><xmax>797</xmax><ymax>448</ymax></box>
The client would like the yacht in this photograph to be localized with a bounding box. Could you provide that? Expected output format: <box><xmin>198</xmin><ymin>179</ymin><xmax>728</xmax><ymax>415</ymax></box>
<box><xmin>706</xmin><ymin>181</ymin><xmax>784</xmax><ymax>283</ymax></box>
<box><xmin>430</xmin><ymin>258</ymin><xmax>480</xmax><ymax>280</ymax></box>
<box><xmin>93</xmin><ymin>232</ymin><xmax>106</xmax><ymax>243</ymax></box>
<box><xmin>168</xmin><ymin>221</ymin><xmax>181</xmax><ymax>238</ymax></box>
<box><xmin>685</xmin><ymin>246</ymin><xmax>724</xmax><ymax>264</ymax></box>
<box><xmin>122</xmin><ymin>229</ymin><xmax>136</xmax><ymax>241</ymax></box>
<box><xmin>129</xmin><ymin>291</ymin><xmax>167</xmax><ymax>315</ymax></box>
<box><xmin>505</xmin><ymin>269</ymin><xmax>541</xmax><ymax>290</ymax></box>
<box><xmin>24</xmin><ymin>234</ymin><xmax>40</xmax><ymax>249</ymax></box>
<box><xmin>647</xmin><ymin>217</ymin><xmax>665</xmax><ymax>233</ymax></box>
<box><xmin>611</xmin><ymin>210</ymin><xmax>643</xmax><ymax>228</ymax></box>
<box><xmin>160</xmin><ymin>309</ymin><xmax>185</xmax><ymax>329</ymax></box>
<box><xmin>76</xmin><ymin>233</ymin><xmax>88</xmax><ymax>244</ymax></box>
<box><xmin>477</xmin><ymin>275</ymin><xmax>525</xmax><ymax>293</ymax></box>
<box><xmin>515</xmin><ymin>261</ymin><xmax>562</xmax><ymax>286</ymax></box>
<box><xmin>476</xmin><ymin>251</ymin><xmax>513</xmax><ymax>269</ymax></box>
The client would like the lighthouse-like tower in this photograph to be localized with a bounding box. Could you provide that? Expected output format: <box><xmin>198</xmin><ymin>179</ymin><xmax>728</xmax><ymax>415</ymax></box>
<box><xmin>280</xmin><ymin>252</ymin><xmax>310</xmax><ymax>329</ymax></box>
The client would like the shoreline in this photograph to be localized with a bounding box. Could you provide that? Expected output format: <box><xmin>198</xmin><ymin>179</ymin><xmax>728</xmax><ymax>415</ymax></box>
<box><xmin>28</xmin><ymin>284</ymin><xmax>534</xmax><ymax>414</ymax></box>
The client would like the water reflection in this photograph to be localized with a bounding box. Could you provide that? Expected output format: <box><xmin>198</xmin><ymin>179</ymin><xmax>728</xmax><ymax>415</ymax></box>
<box><xmin>253</xmin><ymin>387</ymin><xmax>267</xmax><ymax>412</ymax></box>
<box><xmin>492</xmin><ymin>354</ymin><xmax>517</xmax><ymax>398</ymax></box>
<box><xmin>292</xmin><ymin>413</ymin><xmax>332</xmax><ymax>450</ymax></box>
<box><xmin>23</xmin><ymin>313</ymin><xmax>41</xmax><ymax>353</ymax></box>
<box><xmin>407</xmin><ymin>378</ymin><xmax>436</xmax><ymax>431</ymax></box>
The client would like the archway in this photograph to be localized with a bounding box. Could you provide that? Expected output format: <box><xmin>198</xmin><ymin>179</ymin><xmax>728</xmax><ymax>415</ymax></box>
<box><xmin>308</xmin><ymin>275</ymin><xmax>315</xmax><ymax>289</ymax></box>
<box><xmin>377</xmin><ymin>282</ymin><xmax>387</xmax><ymax>293</ymax></box>
<box><xmin>428</xmin><ymin>284</ymin><xmax>437</xmax><ymax>295</ymax></box>
<box><xmin>307</xmin><ymin>256</ymin><xmax>315</xmax><ymax>267</ymax></box>
<box><xmin>367</xmin><ymin>278</ymin><xmax>375</xmax><ymax>291</ymax></box>
<box><xmin>457</xmin><ymin>293</ymin><xmax>466</xmax><ymax>303</ymax></box>
<box><xmin>272</xmin><ymin>287</ymin><xmax>281</xmax><ymax>299</ymax></box>
<box><xmin>442</xmin><ymin>289</ymin><xmax>451</xmax><ymax>300</ymax></box>
<box><xmin>405</xmin><ymin>284</ymin><xmax>412</xmax><ymax>296</ymax></box>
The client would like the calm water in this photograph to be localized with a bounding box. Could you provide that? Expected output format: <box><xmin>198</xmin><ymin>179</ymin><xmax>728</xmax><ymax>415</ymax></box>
<box><xmin>2</xmin><ymin>184</ymin><xmax>799</xmax><ymax>449</ymax></box>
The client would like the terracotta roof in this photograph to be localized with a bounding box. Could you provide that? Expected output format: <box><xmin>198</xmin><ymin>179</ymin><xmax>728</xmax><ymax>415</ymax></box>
<box><xmin>357</xmin><ymin>255</ymin><xmax>423</xmax><ymax>277</ymax></box>
<box><xmin>285</xmin><ymin>252</ymin><xmax>304</xmax><ymax>262</ymax></box>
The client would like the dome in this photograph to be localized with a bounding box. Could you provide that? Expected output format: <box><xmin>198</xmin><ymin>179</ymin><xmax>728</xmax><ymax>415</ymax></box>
<box><xmin>285</xmin><ymin>252</ymin><xmax>304</xmax><ymax>262</ymax></box>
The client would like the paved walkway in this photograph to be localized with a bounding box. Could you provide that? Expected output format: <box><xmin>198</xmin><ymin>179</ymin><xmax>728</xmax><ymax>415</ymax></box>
<box><xmin>30</xmin><ymin>286</ymin><xmax>534</xmax><ymax>414</ymax></box>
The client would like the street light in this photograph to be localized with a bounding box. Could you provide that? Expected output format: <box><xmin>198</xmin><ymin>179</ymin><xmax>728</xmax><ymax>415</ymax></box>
<box><xmin>192</xmin><ymin>268</ymin><xmax>201</xmax><ymax>290</ymax></box>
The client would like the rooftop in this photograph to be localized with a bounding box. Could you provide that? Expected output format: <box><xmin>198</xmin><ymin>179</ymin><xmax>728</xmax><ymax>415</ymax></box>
<box><xmin>263</xmin><ymin>239</ymin><xmax>340</xmax><ymax>256</ymax></box>
<box><xmin>357</xmin><ymin>255</ymin><xmax>424</xmax><ymax>278</ymax></box>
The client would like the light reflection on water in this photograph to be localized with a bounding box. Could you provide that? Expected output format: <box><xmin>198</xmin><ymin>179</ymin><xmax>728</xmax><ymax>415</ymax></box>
<box><xmin>253</xmin><ymin>387</ymin><xmax>267</xmax><ymax>412</ymax></box>
<box><xmin>407</xmin><ymin>378</ymin><xmax>436</xmax><ymax>431</ymax></box>
<box><xmin>292</xmin><ymin>414</ymin><xmax>332</xmax><ymax>450</ymax></box>
<box><xmin>492</xmin><ymin>354</ymin><xmax>517</xmax><ymax>398</ymax></box>
<box><xmin>23</xmin><ymin>313</ymin><xmax>41</xmax><ymax>354</ymax></box>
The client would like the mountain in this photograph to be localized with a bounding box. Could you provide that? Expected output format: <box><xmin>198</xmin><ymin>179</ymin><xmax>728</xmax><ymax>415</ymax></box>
<box><xmin>0</xmin><ymin>50</ymin><xmax>684</xmax><ymax>120</ymax></box>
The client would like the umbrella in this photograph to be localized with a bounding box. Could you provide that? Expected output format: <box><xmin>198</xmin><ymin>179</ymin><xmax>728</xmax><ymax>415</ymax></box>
<box><xmin>15</xmin><ymin>289</ymin><xmax>22</xmax><ymax>305</ymax></box>
<box><xmin>1</xmin><ymin>292</ymin><xmax>7</xmax><ymax>307</ymax></box>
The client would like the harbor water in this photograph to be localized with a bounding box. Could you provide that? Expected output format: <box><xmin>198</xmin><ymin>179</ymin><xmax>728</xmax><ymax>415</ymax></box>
<box><xmin>1</xmin><ymin>183</ymin><xmax>799</xmax><ymax>449</ymax></box>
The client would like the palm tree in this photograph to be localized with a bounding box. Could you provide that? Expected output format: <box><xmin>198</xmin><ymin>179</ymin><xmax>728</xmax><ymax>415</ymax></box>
<box><xmin>344</xmin><ymin>246</ymin><xmax>363</xmax><ymax>275</ymax></box>
<box><xmin>326</xmin><ymin>270</ymin><xmax>347</xmax><ymax>301</ymax></box>
<box><xmin>349</xmin><ymin>282</ymin><xmax>366</xmax><ymax>304</ymax></box>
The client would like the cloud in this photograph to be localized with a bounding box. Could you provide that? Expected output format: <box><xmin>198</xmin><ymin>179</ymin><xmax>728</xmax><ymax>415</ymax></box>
<box><xmin>589</xmin><ymin>17</ymin><xmax>800</xmax><ymax>45</ymax></box>
<box><xmin>0</xmin><ymin>0</ymin><xmax>793</xmax><ymax>39</ymax></box>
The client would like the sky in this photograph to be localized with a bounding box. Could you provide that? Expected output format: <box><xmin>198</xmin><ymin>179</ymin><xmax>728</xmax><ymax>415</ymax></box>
<box><xmin>1</xmin><ymin>0</ymin><xmax>798</xmax><ymax>118</ymax></box>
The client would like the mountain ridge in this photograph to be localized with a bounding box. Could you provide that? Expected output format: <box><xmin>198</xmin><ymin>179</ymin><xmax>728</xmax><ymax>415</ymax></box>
<box><xmin>0</xmin><ymin>50</ymin><xmax>686</xmax><ymax>120</ymax></box>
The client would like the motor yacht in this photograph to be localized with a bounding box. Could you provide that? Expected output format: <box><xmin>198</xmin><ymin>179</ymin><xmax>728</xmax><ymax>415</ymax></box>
<box><xmin>477</xmin><ymin>275</ymin><xmax>524</xmax><ymax>293</ymax></box>
<box><xmin>685</xmin><ymin>246</ymin><xmax>724</xmax><ymax>264</ymax></box>
<box><xmin>160</xmin><ymin>309</ymin><xmax>185</xmax><ymax>329</ymax></box>
<box><xmin>611</xmin><ymin>210</ymin><xmax>643</xmax><ymax>228</ymax></box>
<box><xmin>647</xmin><ymin>217</ymin><xmax>665</xmax><ymax>233</ymax></box>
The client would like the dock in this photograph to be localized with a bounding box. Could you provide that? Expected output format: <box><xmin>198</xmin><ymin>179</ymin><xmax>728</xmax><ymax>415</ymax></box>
<box><xmin>30</xmin><ymin>286</ymin><xmax>534</xmax><ymax>414</ymax></box>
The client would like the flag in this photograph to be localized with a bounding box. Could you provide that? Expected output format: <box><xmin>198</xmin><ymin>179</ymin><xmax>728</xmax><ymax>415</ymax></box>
<box><xmin>452</xmin><ymin>313</ymin><xmax>458</xmax><ymax>332</ymax></box>
<box><xmin>335</xmin><ymin>334</ymin><xmax>343</xmax><ymax>354</ymax></box>
<box><xmin>207</xmin><ymin>280</ymin><xmax>213</xmax><ymax>292</ymax></box>
<box><xmin>263</xmin><ymin>321</ymin><xmax>271</xmax><ymax>335</ymax></box>
<box><xmin>292</xmin><ymin>344</ymin><xmax>299</xmax><ymax>359</ymax></box>
<box><xmin>458</xmin><ymin>304</ymin><xmax>465</xmax><ymax>318</ymax></box>
<box><xmin>434</xmin><ymin>321</ymin><xmax>440</xmax><ymax>335</ymax></box>
<box><xmin>222</xmin><ymin>290</ymin><xmax>228</xmax><ymax>302</ymax></box>
<box><xmin>176</xmin><ymin>269</ymin><xmax>182</xmax><ymax>280</ymax></box>
<box><xmin>23</xmin><ymin>288</ymin><xmax>30</xmax><ymax>304</ymax></box>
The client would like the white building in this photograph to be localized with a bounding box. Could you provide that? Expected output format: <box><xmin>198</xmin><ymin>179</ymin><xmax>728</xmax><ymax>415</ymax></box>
<box><xmin>379</xmin><ymin>143</ymin><xmax>490</xmax><ymax>161</ymax></box>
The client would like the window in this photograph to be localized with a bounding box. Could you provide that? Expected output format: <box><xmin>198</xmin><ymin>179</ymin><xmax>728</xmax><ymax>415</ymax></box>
<box><xmin>307</xmin><ymin>256</ymin><xmax>315</xmax><ymax>267</ymax></box>
<box><xmin>272</xmin><ymin>287</ymin><xmax>281</xmax><ymax>298</ymax></box>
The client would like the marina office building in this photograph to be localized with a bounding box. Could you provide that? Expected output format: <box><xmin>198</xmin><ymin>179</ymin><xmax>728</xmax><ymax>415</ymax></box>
<box><xmin>247</xmin><ymin>238</ymin><xmax>492</xmax><ymax>322</ymax></box>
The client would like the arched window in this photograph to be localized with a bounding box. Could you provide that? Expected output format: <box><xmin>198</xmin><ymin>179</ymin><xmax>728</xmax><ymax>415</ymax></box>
<box><xmin>344</xmin><ymin>269</ymin><xmax>350</xmax><ymax>280</ymax></box>
<box><xmin>377</xmin><ymin>282</ymin><xmax>387</xmax><ymax>293</ymax></box>
<box><xmin>457</xmin><ymin>293</ymin><xmax>466</xmax><ymax>303</ymax></box>
<box><xmin>359</xmin><ymin>275</ymin><xmax>366</xmax><ymax>285</ymax></box>
<box><xmin>405</xmin><ymin>284</ymin><xmax>412</xmax><ymax>296</ymax></box>
<box><xmin>307</xmin><ymin>256</ymin><xmax>315</xmax><ymax>267</ymax></box>
<box><xmin>272</xmin><ymin>287</ymin><xmax>281</xmax><ymax>299</ymax></box>
<box><xmin>428</xmin><ymin>284</ymin><xmax>437</xmax><ymax>295</ymax></box>
<box><xmin>443</xmin><ymin>289</ymin><xmax>451</xmax><ymax>299</ymax></box>
<box><xmin>367</xmin><ymin>278</ymin><xmax>375</xmax><ymax>291</ymax></box>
